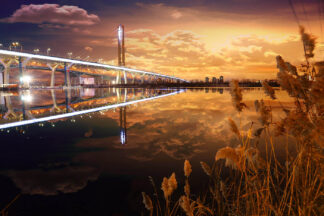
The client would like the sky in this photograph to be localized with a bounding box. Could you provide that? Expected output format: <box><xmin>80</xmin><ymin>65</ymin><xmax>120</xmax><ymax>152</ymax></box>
<box><xmin>1</xmin><ymin>0</ymin><xmax>323</xmax><ymax>80</ymax></box>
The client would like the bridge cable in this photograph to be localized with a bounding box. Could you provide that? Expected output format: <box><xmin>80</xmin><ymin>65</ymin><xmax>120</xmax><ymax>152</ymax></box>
<box><xmin>300</xmin><ymin>0</ymin><xmax>312</xmax><ymax>32</ymax></box>
<box><xmin>318</xmin><ymin>0</ymin><xmax>324</xmax><ymax>42</ymax></box>
<box><xmin>288</xmin><ymin>0</ymin><xmax>301</xmax><ymax>26</ymax></box>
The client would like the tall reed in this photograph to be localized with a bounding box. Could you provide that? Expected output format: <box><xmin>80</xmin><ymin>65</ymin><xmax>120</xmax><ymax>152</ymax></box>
<box><xmin>142</xmin><ymin>26</ymin><xmax>323</xmax><ymax>216</ymax></box>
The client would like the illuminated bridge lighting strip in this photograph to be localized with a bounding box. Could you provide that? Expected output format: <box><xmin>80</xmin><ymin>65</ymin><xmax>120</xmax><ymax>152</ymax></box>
<box><xmin>0</xmin><ymin>50</ymin><xmax>188</xmax><ymax>82</ymax></box>
<box><xmin>0</xmin><ymin>90</ymin><xmax>184</xmax><ymax>130</ymax></box>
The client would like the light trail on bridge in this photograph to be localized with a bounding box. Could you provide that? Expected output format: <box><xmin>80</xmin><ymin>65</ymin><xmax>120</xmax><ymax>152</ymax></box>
<box><xmin>0</xmin><ymin>50</ymin><xmax>189</xmax><ymax>82</ymax></box>
<box><xmin>0</xmin><ymin>89</ymin><xmax>184</xmax><ymax>130</ymax></box>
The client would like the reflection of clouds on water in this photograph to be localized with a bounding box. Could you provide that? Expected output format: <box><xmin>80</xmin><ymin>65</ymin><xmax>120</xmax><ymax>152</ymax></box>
<box><xmin>5</xmin><ymin>166</ymin><xmax>100</xmax><ymax>196</ymax></box>
<box><xmin>75</xmin><ymin>89</ymin><xmax>295</xmax><ymax>163</ymax></box>
<box><xmin>76</xmin><ymin>92</ymin><xmax>239</xmax><ymax>161</ymax></box>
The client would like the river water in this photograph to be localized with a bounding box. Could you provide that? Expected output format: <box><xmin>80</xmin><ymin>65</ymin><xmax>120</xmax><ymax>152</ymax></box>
<box><xmin>0</xmin><ymin>87</ymin><xmax>294</xmax><ymax>215</ymax></box>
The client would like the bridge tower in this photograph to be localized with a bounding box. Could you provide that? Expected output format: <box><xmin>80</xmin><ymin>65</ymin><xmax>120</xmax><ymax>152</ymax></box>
<box><xmin>120</xmin><ymin>106</ymin><xmax>127</xmax><ymax>144</ymax></box>
<box><xmin>118</xmin><ymin>24</ymin><xmax>125</xmax><ymax>66</ymax></box>
<box><xmin>116</xmin><ymin>24</ymin><xmax>127</xmax><ymax>85</ymax></box>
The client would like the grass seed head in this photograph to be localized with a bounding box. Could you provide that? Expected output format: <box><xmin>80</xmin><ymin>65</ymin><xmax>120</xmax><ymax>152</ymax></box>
<box><xmin>200</xmin><ymin>161</ymin><xmax>212</xmax><ymax>176</ymax></box>
<box><xmin>230</xmin><ymin>80</ymin><xmax>246</xmax><ymax>112</ymax></box>
<box><xmin>228</xmin><ymin>117</ymin><xmax>240</xmax><ymax>138</ymax></box>
<box><xmin>184</xmin><ymin>160</ymin><xmax>192</xmax><ymax>177</ymax></box>
<box><xmin>141</xmin><ymin>192</ymin><xmax>153</xmax><ymax>211</ymax></box>
<box><xmin>179</xmin><ymin>195</ymin><xmax>192</xmax><ymax>216</ymax></box>
<box><xmin>262</xmin><ymin>80</ymin><xmax>276</xmax><ymax>99</ymax></box>
<box><xmin>300</xmin><ymin>25</ymin><xmax>316</xmax><ymax>59</ymax></box>
<box><xmin>161</xmin><ymin>177</ymin><xmax>169</xmax><ymax>199</ymax></box>
<box><xmin>168</xmin><ymin>172</ymin><xmax>178</xmax><ymax>195</ymax></box>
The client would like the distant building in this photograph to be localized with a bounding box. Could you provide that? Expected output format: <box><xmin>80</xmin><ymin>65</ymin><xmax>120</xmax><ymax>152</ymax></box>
<box><xmin>205</xmin><ymin>77</ymin><xmax>209</xmax><ymax>83</ymax></box>
<box><xmin>80</xmin><ymin>77</ymin><xmax>95</xmax><ymax>85</ymax></box>
<box><xmin>212</xmin><ymin>77</ymin><xmax>217</xmax><ymax>83</ymax></box>
<box><xmin>219</xmin><ymin>76</ymin><xmax>224</xmax><ymax>84</ymax></box>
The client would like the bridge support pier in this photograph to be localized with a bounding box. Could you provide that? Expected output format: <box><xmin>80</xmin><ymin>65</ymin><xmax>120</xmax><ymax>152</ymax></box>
<box><xmin>123</xmin><ymin>70</ymin><xmax>127</xmax><ymax>84</ymax></box>
<box><xmin>18</xmin><ymin>57</ymin><xmax>23</xmax><ymax>86</ymax></box>
<box><xmin>117</xmin><ymin>88</ymin><xmax>121</xmax><ymax>103</ymax></box>
<box><xmin>3</xmin><ymin>96</ymin><xmax>17</xmax><ymax>119</ymax></box>
<box><xmin>19</xmin><ymin>57</ymin><xmax>31</xmax><ymax>88</ymax></box>
<box><xmin>50</xmin><ymin>89</ymin><xmax>61</xmax><ymax>113</ymax></box>
<box><xmin>0</xmin><ymin>58</ymin><xmax>16</xmax><ymax>86</ymax></box>
<box><xmin>64</xmin><ymin>63</ymin><xmax>73</xmax><ymax>88</ymax></box>
<box><xmin>124</xmin><ymin>88</ymin><xmax>128</xmax><ymax>102</ymax></box>
<box><xmin>47</xmin><ymin>63</ymin><xmax>59</xmax><ymax>88</ymax></box>
<box><xmin>64</xmin><ymin>89</ymin><xmax>73</xmax><ymax>112</ymax></box>
<box><xmin>116</xmin><ymin>71</ymin><xmax>121</xmax><ymax>85</ymax></box>
<box><xmin>4</xmin><ymin>66</ymin><xmax>10</xmax><ymax>85</ymax></box>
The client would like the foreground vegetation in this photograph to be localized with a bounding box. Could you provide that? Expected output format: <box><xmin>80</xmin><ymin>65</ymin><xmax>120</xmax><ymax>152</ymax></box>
<box><xmin>142</xmin><ymin>26</ymin><xmax>323</xmax><ymax>216</ymax></box>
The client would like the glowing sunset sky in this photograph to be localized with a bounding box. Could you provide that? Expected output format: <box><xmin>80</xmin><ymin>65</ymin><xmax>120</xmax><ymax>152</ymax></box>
<box><xmin>1</xmin><ymin>0</ymin><xmax>323</xmax><ymax>80</ymax></box>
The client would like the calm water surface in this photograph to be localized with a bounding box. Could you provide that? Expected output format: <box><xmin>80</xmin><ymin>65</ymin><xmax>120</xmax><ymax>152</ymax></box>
<box><xmin>0</xmin><ymin>88</ymin><xmax>294</xmax><ymax>215</ymax></box>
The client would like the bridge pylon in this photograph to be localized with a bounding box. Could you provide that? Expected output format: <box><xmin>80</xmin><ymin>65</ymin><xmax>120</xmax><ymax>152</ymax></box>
<box><xmin>118</xmin><ymin>24</ymin><xmax>125</xmax><ymax>67</ymax></box>
<box><xmin>117</xmin><ymin>24</ymin><xmax>127</xmax><ymax>85</ymax></box>
<box><xmin>120</xmin><ymin>106</ymin><xmax>127</xmax><ymax>145</ymax></box>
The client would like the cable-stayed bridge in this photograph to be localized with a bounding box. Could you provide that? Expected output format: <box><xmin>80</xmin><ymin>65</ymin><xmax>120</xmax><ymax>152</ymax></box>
<box><xmin>0</xmin><ymin>25</ymin><xmax>188</xmax><ymax>88</ymax></box>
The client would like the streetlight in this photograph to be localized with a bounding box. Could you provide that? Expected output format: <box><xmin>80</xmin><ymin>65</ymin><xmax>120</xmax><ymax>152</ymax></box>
<box><xmin>33</xmin><ymin>49</ymin><xmax>40</xmax><ymax>54</ymax></box>
<box><xmin>67</xmin><ymin>52</ymin><xmax>73</xmax><ymax>59</ymax></box>
<box><xmin>47</xmin><ymin>48</ymin><xmax>51</xmax><ymax>56</ymax></box>
<box><xmin>10</xmin><ymin>42</ymin><xmax>22</xmax><ymax>51</ymax></box>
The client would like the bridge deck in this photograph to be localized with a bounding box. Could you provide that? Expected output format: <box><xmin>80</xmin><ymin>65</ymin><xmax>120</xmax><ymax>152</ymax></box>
<box><xmin>0</xmin><ymin>50</ymin><xmax>188</xmax><ymax>82</ymax></box>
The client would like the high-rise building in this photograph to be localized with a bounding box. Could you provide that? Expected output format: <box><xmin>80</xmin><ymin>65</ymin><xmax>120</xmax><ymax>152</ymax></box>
<box><xmin>205</xmin><ymin>77</ymin><xmax>209</xmax><ymax>83</ymax></box>
<box><xmin>219</xmin><ymin>76</ymin><xmax>224</xmax><ymax>84</ymax></box>
<box><xmin>212</xmin><ymin>77</ymin><xmax>217</xmax><ymax>83</ymax></box>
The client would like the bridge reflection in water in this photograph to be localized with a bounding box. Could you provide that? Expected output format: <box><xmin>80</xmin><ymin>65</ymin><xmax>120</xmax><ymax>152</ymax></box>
<box><xmin>0</xmin><ymin>88</ymin><xmax>183</xmax><ymax>144</ymax></box>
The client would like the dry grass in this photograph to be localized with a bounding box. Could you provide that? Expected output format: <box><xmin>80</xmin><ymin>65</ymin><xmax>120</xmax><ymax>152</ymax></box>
<box><xmin>142</xmin><ymin>26</ymin><xmax>323</xmax><ymax>216</ymax></box>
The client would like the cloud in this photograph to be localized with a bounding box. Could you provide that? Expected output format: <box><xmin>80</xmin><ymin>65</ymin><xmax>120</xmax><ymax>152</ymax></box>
<box><xmin>6</xmin><ymin>166</ymin><xmax>100</xmax><ymax>196</ymax></box>
<box><xmin>118</xmin><ymin>29</ymin><xmax>304</xmax><ymax>80</ymax></box>
<box><xmin>136</xmin><ymin>3</ymin><xmax>185</xmax><ymax>20</ymax></box>
<box><xmin>1</xmin><ymin>4</ymin><xmax>100</xmax><ymax>26</ymax></box>
<box><xmin>171</xmin><ymin>10</ymin><xmax>182</xmax><ymax>19</ymax></box>
<box><xmin>84</xmin><ymin>46</ymin><xmax>93</xmax><ymax>52</ymax></box>
<box><xmin>123</xmin><ymin>29</ymin><xmax>226</xmax><ymax>79</ymax></box>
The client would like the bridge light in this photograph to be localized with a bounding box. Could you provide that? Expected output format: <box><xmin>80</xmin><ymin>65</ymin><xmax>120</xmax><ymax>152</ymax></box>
<box><xmin>67</xmin><ymin>52</ymin><xmax>73</xmax><ymax>59</ymax></box>
<box><xmin>118</xmin><ymin>25</ymin><xmax>123</xmax><ymax>42</ymax></box>
<box><xmin>20</xmin><ymin>75</ymin><xmax>32</xmax><ymax>84</ymax></box>
<box><xmin>21</xmin><ymin>94</ymin><xmax>33</xmax><ymax>102</ymax></box>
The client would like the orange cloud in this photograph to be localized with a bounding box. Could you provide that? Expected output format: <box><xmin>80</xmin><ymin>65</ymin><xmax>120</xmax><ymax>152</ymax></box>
<box><xmin>121</xmin><ymin>29</ymin><xmax>306</xmax><ymax>80</ymax></box>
